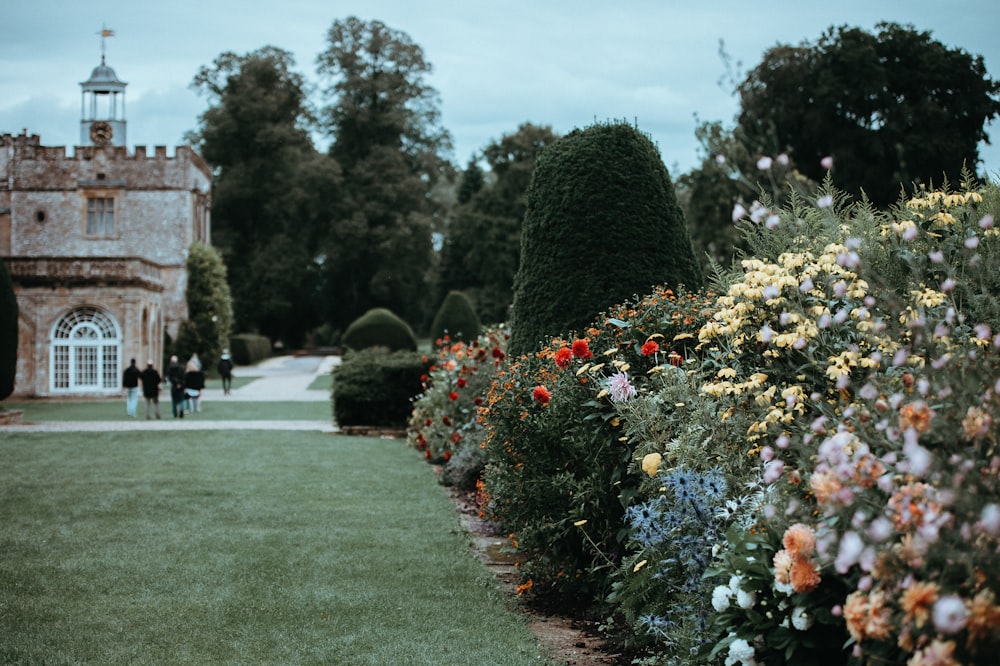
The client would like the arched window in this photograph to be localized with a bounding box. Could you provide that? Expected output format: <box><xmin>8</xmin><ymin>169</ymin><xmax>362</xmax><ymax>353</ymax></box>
<box><xmin>50</xmin><ymin>306</ymin><xmax>121</xmax><ymax>393</ymax></box>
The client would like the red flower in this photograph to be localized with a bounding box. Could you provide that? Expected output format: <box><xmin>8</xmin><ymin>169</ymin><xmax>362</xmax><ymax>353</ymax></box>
<box><xmin>492</xmin><ymin>347</ymin><xmax>506</xmax><ymax>360</ymax></box>
<box><xmin>450</xmin><ymin>432</ymin><xmax>462</xmax><ymax>444</ymax></box>
<box><xmin>669</xmin><ymin>351</ymin><xmax>683</xmax><ymax>367</ymax></box>
<box><xmin>533</xmin><ymin>385</ymin><xmax>552</xmax><ymax>405</ymax></box>
<box><xmin>641</xmin><ymin>340</ymin><xmax>660</xmax><ymax>356</ymax></box>
<box><xmin>424</xmin><ymin>450</ymin><xmax>432</xmax><ymax>459</ymax></box>
<box><xmin>442</xmin><ymin>416</ymin><xmax>452</xmax><ymax>426</ymax></box>
<box><xmin>571</xmin><ymin>339</ymin><xmax>593</xmax><ymax>359</ymax></box>
<box><xmin>456</xmin><ymin>377</ymin><xmax>468</xmax><ymax>388</ymax></box>
<box><xmin>425</xmin><ymin>418</ymin><xmax>432</xmax><ymax>426</ymax></box>
<box><xmin>555</xmin><ymin>347</ymin><xmax>573</xmax><ymax>369</ymax></box>
<box><xmin>473</xmin><ymin>396</ymin><xmax>483</xmax><ymax>406</ymax></box>
<box><xmin>449</xmin><ymin>391</ymin><xmax>459</xmax><ymax>401</ymax></box>
<box><xmin>444</xmin><ymin>450</ymin><xmax>452</xmax><ymax>461</ymax></box>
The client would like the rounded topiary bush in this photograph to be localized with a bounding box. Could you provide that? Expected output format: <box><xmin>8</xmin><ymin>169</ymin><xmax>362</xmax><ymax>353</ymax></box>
<box><xmin>508</xmin><ymin>121</ymin><xmax>703</xmax><ymax>356</ymax></box>
<box><xmin>341</xmin><ymin>308</ymin><xmax>417</xmax><ymax>352</ymax></box>
<box><xmin>429</xmin><ymin>291</ymin><xmax>481</xmax><ymax>344</ymax></box>
<box><xmin>332</xmin><ymin>349</ymin><xmax>428</xmax><ymax>427</ymax></box>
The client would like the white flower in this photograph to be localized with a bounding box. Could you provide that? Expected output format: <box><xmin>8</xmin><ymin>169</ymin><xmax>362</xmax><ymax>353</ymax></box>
<box><xmin>757</xmin><ymin>156</ymin><xmax>773</xmax><ymax>171</ymax></box>
<box><xmin>834</xmin><ymin>531</ymin><xmax>864</xmax><ymax>573</ymax></box>
<box><xmin>732</xmin><ymin>203</ymin><xmax>747</xmax><ymax>222</ymax></box>
<box><xmin>777</xmin><ymin>153</ymin><xmax>789</xmax><ymax>165</ymax></box>
<box><xmin>736</xmin><ymin>588</ymin><xmax>757</xmax><ymax>609</ymax></box>
<box><xmin>978</xmin><ymin>504</ymin><xmax>1000</xmax><ymax>536</ymax></box>
<box><xmin>725</xmin><ymin>637</ymin><xmax>758</xmax><ymax>666</ymax></box>
<box><xmin>791</xmin><ymin>606</ymin><xmax>813</xmax><ymax>631</ymax></box>
<box><xmin>820</xmin><ymin>155</ymin><xmax>834</xmax><ymax>170</ymax></box>
<box><xmin>932</xmin><ymin>596</ymin><xmax>968</xmax><ymax>634</ymax></box>
<box><xmin>607</xmin><ymin>372</ymin><xmax>637</xmax><ymax>402</ymax></box>
<box><xmin>712</xmin><ymin>585</ymin><xmax>732</xmax><ymax>612</ymax></box>
<box><xmin>817</xmin><ymin>194</ymin><xmax>834</xmax><ymax>209</ymax></box>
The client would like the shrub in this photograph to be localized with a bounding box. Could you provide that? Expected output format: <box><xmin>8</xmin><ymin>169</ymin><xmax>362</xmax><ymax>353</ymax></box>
<box><xmin>332</xmin><ymin>348</ymin><xmax>428</xmax><ymax>427</ymax></box>
<box><xmin>407</xmin><ymin>327</ymin><xmax>508</xmax><ymax>489</ymax></box>
<box><xmin>0</xmin><ymin>258</ymin><xmax>18</xmax><ymax>401</ymax></box>
<box><xmin>342</xmin><ymin>308</ymin><xmax>417</xmax><ymax>352</ymax></box>
<box><xmin>229</xmin><ymin>334</ymin><xmax>271</xmax><ymax>365</ymax></box>
<box><xmin>480</xmin><ymin>286</ymin><xmax>713</xmax><ymax>602</ymax></box>
<box><xmin>507</xmin><ymin>120</ymin><xmax>703</xmax><ymax>356</ymax></box>
<box><xmin>429</xmin><ymin>291</ymin><xmax>481</xmax><ymax>345</ymax></box>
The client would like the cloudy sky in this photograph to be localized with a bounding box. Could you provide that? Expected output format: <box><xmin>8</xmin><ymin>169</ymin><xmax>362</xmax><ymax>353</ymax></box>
<box><xmin>2</xmin><ymin>0</ymin><xmax>998</xmax><ymax>177</ymax></box>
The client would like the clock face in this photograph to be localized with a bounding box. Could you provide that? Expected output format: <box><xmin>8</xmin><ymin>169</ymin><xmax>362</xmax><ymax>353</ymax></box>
<box><xmin>90</xmin><ymin>121</ymin><xmax>113</xmax><ymax>145</ymax></box>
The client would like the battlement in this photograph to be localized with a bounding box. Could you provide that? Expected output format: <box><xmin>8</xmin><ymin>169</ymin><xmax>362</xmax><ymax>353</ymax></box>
<box><xmin>2</xmin><ymin>132</ymin><xmax>206</xmax><ymax>169</ymax></box>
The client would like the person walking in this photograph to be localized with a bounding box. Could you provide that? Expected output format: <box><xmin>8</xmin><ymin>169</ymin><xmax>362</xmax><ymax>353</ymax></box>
<box><xmin>184</xmin><ymin>355</ymin><xmax>205</xmax><ymax>413</ymax></box>
<box><xmin>139</xmin><ymin>360</ymin><xmax>162</xmax><ymax>420</ymax></box>
<box><xmin>122</xmin><ymin>358</ymin><xmax>141</xmax><ymax>418</ymax></box>
<box><xmin>217</xmin><ymin>349</ymin><xmax>234</xmax><ymax>396</ymax></box>
<box><xmin>166</xmin><ymin>355</ymin><xmax>186</xmax><ymax>418</ymax></box>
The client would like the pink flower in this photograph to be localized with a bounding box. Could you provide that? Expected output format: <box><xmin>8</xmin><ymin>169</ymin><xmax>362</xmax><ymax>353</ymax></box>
<box><xmin>821</xmin><ymin>155</ymin><xmax>834</xmax><ymax>170</ymax></box>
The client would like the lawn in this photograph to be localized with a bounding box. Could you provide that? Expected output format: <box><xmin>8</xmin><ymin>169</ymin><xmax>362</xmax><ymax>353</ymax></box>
<box><xmin>4</xmin><ymin>400</ymin><xmax>330</xmax><ymax>422</ymax></box>
<box><xmin>0</xmin><ymin>432</ymin><xmax>550</xmax><ymax>665</ymax></box>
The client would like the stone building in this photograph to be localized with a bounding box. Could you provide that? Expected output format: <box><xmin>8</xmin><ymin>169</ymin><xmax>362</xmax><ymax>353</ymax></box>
<box><xmin>0</xmin><ymin>51</ymin><xmax>211</xmax><ymax>398</ymax></box>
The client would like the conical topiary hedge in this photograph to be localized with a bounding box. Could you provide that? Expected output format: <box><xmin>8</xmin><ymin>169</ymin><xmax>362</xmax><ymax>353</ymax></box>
<box><xmin>508</xmin><ymin>121</ymin><xmax>702</xmax><ymax>356</ymax></box>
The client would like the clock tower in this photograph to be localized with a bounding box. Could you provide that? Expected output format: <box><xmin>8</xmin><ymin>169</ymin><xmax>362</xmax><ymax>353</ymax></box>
<box><xmin>80</xmin><ymin>27</ymin><xmax>126</xmax><ymax>147</ymax></box>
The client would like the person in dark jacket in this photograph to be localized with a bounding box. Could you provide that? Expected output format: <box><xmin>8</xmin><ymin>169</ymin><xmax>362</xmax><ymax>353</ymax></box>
<box><xmin>122</xmin><ymin>358</ymin><xmax>141</xmax><ymax>418</ymax></box>
<box><xmin>166</xmin><ymin>355</ymin><xmax>186</xmax><ymax>418</ymax></box>
<box><xmin>217</xmin><ymin>349</ymin><xmax>234</xmax><ymax>396</ymax></box>
<box><xmin>183</xmin><ymin>355</ymin><xmax>205</xmax><ymax>413</ymax></box>
<box><xmin>139</xmin><ymin>360</ymin><xmax>162</xmax><ymax>420</ymax></box>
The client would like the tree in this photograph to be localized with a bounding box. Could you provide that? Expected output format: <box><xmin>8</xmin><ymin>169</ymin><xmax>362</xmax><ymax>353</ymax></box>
<box><xmin>0</xmin><ymin>257</ymin><xmax>18</xmax><ymax>400</ymax></box>
<box><xmin>191</xmin><ymin>47</ymin><xmax>340</xmax><ymax>347</ymax></box>
<box><xmin>737</xmin><ymin>23</ymin><xmax>1000</xmax><ymax>206</ymax></box>
<box><xmin>315</xmin><ymin>17</ymin><xmax>452</xmax><ymax>333</ymax></box>
<box><xmin>173</xmin><ymin>242</ymin><xmax>234</xmax><ymax>374</ymax></box>
<box><xmin>438</xmin><ymin>123</ymin><xmax>558</xmax><ymax>324</ymax></box>
<box><xmin>508</xmin><ymin>121</ymin><xmax>703</xmax><ymax>356</ymax></box>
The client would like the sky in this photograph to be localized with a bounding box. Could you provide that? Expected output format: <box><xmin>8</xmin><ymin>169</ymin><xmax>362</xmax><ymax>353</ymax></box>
<box><xmin>2</xmin><ymin>0</ymin><xmax>999</xmax><ymax>177</ymax></box>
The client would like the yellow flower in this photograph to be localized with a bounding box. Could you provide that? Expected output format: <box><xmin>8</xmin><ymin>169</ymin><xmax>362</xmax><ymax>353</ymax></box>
<box><xmin>641</xmin><ymin>453</ymin><xmax>662</xmax><ymax>477</ymax></box>
<box><xmin>633</xmin><ymin>559</ymin><xmax>648</xmax><ymax>573</ymax></box>
<box><xmin>931</xmin><ymin>211</ymin><xmax>957</xmax><ymax>227</ymax></box>
<box><xmin>717</xmin><ymin>367</ymin><xmax>738</xmax><ymax>379</ymax></box>
<box><xmin>573</xmin><ymin>519</ymin><xmax>588</xmax><ymax>527</ymax></box>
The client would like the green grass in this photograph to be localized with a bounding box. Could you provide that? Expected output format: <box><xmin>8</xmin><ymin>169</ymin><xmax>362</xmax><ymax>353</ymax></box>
<box><xmin>4</xmin><ymin>400</ymin><xmax>330</xmax><ymax>422</ymax></box>
<box><xmin>0</xmin><ymin>432</ymin><xmax>550</xmax><ymax>665</ymax></box>
<box><xmin>306</xmin><ymin>373</ymin><xmax>333</xmax><ymax>392</ymax></box>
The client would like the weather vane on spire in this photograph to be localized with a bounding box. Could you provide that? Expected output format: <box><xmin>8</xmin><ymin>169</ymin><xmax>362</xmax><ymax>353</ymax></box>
<box><xmin>97</xmin><ymin>24</ymin><xmax>115</xmax><ymax>63</ymax></box>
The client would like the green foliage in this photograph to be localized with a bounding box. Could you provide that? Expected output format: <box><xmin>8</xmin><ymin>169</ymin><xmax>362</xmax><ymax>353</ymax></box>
<box><xmin>316</xmin><ymin>17</ymin><xmax>452</xmax><ymax>332</ymax></box>
<box><xmin>0</xmin><ymin>258</ymin><xmax>17</xmax><ymax>401</ymax></box>
<box><xmin>172</xmin><ymin>243</ymin><xmax>234</xmax><ymax>372</ymax></box>
<box><xmin>429</xmin><ymin>291</ymin><xmax>481</xmax><ymax>344</ymax></box>
<box><xmin>342</xmin><ymin>308</ymin><xmax>418</xmax><ymax>352</ymax></box>
<box><xmin>332</xmin><ymin>349</ymin><xmax>428</xmax><ymax>427</ymax></box>
<box><xmin>481</xmin><ymin>286</ymin><xmax>712</xmax><ymax>602</ymax></box>
<box><xmin>439</xmin><ymin>124</ymin><xmax>559</xmax><ymax>325</ymax></box>
<box><xmin>737</xmin><ymin>22</ymin><xmax>1000</xmax><ymax>206</ymax></box>
<box><xmin>229</xmin><ymin>333</ymin><xmax>271</xmax><ymax>365</ymax></box>
<box><xmin>191</xmin><ymin>47</ymin><xmax>340</xmax><ymax>347</ymax></box>
<box><xmin>508</xmin><ymin>121</ymin><xmax>703</xmax><ymax>356</ymax></box>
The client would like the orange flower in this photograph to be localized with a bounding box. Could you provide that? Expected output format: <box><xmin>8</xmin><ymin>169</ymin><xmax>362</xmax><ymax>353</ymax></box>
<box><xmin>899</xmin><ymin>400</ymin><xmax>933</xmax><ymax>433</ymax></box>
<box><xmin>967</xmin><ymin>589</ymin><xmax>1000</xmax><ymax>647</ymax></box>
<box><xmin>790</xmin><ymin>557</ymin><xmax>821</xmax><ymax>593</ymax></box>
<box><xmin>782</xmin><ymin>523</ymin><xmax>817</xmax><ymax>559</ymax></box>
<box><xmin>772</xmin><ymin>549</ymin><xmax>793</xmax><ymax>585</ymax></box>
<box><xmin>844</xmin><ymin>591</ymin><xmax>869</xmax><ymax>642</ymax></box>
<box><xmin>908</xmin><ymin>640</ymin><xmax>959</xmax><ymax>666</ymax></box>
<box><xmin>810</xmin><ymin>470</ymin><xmax>842</xmax><ymax>505</ymax></box>
<box><xmin>900</xmin><ymin>581</ymin><xmax>940</xmax><ymax>628</ymax></box>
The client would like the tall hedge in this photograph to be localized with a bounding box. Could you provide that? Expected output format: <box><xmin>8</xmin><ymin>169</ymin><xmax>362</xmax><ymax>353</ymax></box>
<box><xmin>507</xmin><ymin>121</ymin><xmax>702</xmax><ymax>356</ymax></box>
<box><xmin>0</xmin><ymin>258</ymin><xmax>18</xmax><ymax>400</ymax></box>
<box><xmin>429</xmin><ymin>290</ymin><xmax>481</xmax><ymax>343</ymax></box>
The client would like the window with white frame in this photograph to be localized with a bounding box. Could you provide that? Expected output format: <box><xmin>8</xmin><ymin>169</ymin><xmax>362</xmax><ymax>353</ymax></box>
<box><xmin>50</xmin><ymin>307</ymin><xmax>120</xmax><ymax>393</ymax></box>
<box><xmin>87</xmin><ymin>197</ymin><xmax>115</xmax><ymax>236</ymax></box>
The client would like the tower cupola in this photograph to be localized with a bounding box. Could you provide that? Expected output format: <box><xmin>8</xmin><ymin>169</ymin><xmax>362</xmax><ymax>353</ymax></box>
<box><xmin>80</xmin><ymin>27</ymin><xmax>127</xmax><ymax>147</ymax></box>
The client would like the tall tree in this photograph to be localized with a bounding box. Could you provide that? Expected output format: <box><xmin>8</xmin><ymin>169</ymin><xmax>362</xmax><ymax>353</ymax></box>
<box><xmin>173</xmin><ymin>242</ymin><xmax>234</xmax><ymax>373</ymax></box>
<box><xmin>438</xmin><ymin>123</ymin><xmax>558</xmax><ymax>324</ymax></box>
<box><xmin>191</xmin><ymin>47</ymin><xmax>340</xmax><ymax>347</ymax></box>
<box><xmin>737</xmin><ymin>23</ymin><xmax>1000</xmax><ymax>206</ymax></box>
<box><xmin>0</xmin><ymin>257</ymin><xmax>18</xmax><ymax>401</ymax></box>
<box><xmin>315</xmin><ymin>17</ymin><xmax>452</xmax><ymax>334</ymax></box>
